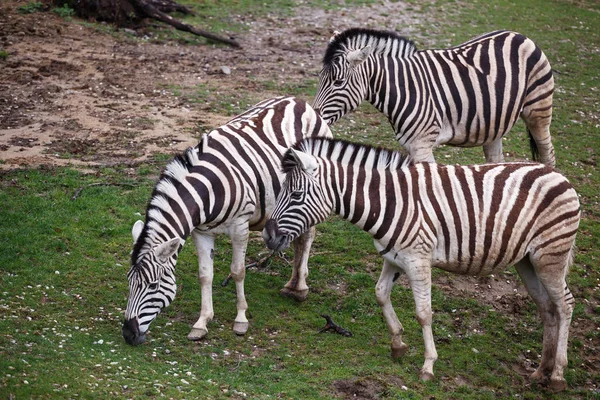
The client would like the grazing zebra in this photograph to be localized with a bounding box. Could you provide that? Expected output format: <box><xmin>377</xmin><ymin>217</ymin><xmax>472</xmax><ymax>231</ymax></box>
<box><xmin>262</xmin><ymin>137</ymin><xmax>579</xmax><ymax>391</ymax></box>
<box><xmin>313</xmin><ymin>28</ymin><xmax>555</xmax><ymax>166</ymax></box>
<box><xmin>122</xmin><ymin>96</ymin><xmax>332</xmax><ymax>346</ymax></box>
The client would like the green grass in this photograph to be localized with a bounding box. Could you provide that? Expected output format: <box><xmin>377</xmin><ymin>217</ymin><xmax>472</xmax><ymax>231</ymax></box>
<box><xmin>2</xmin><ymin>0</ymin><xmax>600</xmax><ymax>398</ymax></box>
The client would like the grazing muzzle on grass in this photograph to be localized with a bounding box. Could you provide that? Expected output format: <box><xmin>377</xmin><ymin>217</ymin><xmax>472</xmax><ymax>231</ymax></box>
<box><xmin>262</xmin><ymin>219</ymin><xmax>293</xmax><ymax>252</ymax></box>
<box><xmin>122</xmin><ymin>318</ymin><xmax>146</xmax><ymax>346</ymax></box>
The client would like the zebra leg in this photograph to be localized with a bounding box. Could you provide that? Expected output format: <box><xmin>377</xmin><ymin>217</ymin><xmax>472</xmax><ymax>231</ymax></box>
<box><xmin>375</xmin><ymin>260</ymin><xmax>409</xmax><ymax>360</ymax></box>
<box><xmin>482</xmin><ymin>138</ymin><xmax>505</xmax><ymax>163</ymax></box>
<box><xmin>281</xmin><ymin>226</ymin><xmax>315</xmax><ymax>302</ymax></box>
<box><xmin>405</xmin><ymin>261</ymin><xmax>437</xmax><ymax>381</ymax></box>
<box><xmin>514</xmin><ymin>259</ymin><xmax>557</xmax><ymax>380</ymax></box>
<box><xmin>521</xmin><ymin>102</ymin><xmax>555</xmax><ymax>167</ymax></box>
<box><xmin>515</xmin><ymin>256</ymin><xmax>573</xmax><ymax>391</ymax></box>
<box><xmin>187</xmin><ymin>231</ymin><xmax>216</xmax><ymax>341</ymax></box>
<box><xmin>230</xmin><ymin>226</ymin><xmax>251</xmax><ymax>336</ymax></box>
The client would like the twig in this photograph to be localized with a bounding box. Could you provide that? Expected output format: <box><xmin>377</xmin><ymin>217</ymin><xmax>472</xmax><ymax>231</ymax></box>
<box><xmin>71</xmin><ymin>182</ymin><xmax>136</xmax><ymax>200</ymax></box>
<box><xmin>221</xmin><ymin>252</ymin><xmax>275</xmax><ymax>287</ymax></box>
<box><xmin>318</xmin><ymin>314</ymin><xmax>352</xmax><ymax>337</ymax></box>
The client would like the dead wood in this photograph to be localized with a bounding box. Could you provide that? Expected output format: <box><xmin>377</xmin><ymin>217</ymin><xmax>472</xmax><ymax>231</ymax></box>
<box><xmin>318</xmin><ymin>314</ymin><xmax>353</xmax><ymax>337</ymax></box>
<box><xmin>54</xmin><ymin>0</ymin><xmax>241</xmax><ymax>48</ymax></box>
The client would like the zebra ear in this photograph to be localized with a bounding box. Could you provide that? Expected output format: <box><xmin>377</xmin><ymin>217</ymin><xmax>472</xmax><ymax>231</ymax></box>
<box><xmin>155</xmin><ymin>237</ymin><xmax>183</xmax><ymax>263</ymax></box>
<box><xmin>132</xmin><ymin>220</ymin><xmax>144</xmax><ymax>243</ymax></box>
<box><xmin>329</xmin><ymin>30</ymin><xmax>341</xmax><ymax>43</ymax></box>
<box><xmin>347</xmin><ymin>46</ymin><xmax>372</xmax><ymax>66</ymax></box>
<box><xmin>291</xmin><ymin>148</ymin><xmax>318</xmax><ymax>175</ymax></box>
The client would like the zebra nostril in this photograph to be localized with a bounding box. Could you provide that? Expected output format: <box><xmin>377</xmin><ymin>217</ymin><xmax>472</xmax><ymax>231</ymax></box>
<box><xmin>123</xmin><ymin>318</ymin><xmax>146</xmax><ymax>346</ymax></box>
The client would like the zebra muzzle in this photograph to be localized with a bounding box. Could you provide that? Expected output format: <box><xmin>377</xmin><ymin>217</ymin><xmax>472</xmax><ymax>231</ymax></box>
<box><xmin>122</xmin><ymin>318</ymin><xmax>146</xmax><ymax>346</ymax></box>
<box><xmin>262</xmin><ymin>219</ymin><xmax>292</xmax><ymax>252</ymax></box>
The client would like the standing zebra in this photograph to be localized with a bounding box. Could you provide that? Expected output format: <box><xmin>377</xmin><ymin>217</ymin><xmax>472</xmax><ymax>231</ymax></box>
<box><xmin>122</xmin><ymin>96</ymin><xmax>332</xmax><ymax>346</ymax></box>
<box><xmin>313</xmin><ymin>28</ymin><xmax>555</xmax><ymax>166</ymax></box>
<box><xmin>263</xmin><ymin>137</ymin><xmax>579</xmax><ymax>391</ymax></box>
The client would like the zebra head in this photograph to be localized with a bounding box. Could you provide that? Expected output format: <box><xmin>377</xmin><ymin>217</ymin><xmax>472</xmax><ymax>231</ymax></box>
<box><xmin>313</xmin><ymin>28</ymin><xmax>417</xmax><ymax>126</ymax></box>
<box><xmin>313</xmin><ymin>44</ymin><xmax>372</xmax><ymax>125</ymax></box>
<box><xmin>263</xmin><ymin>147</ymin><xmax>331</xmax><ymax>252</ymax></box>
<box><xmin>123</xmin><ymin>220</ymin><xmax>182</xmax><ymax>346</ymax></box>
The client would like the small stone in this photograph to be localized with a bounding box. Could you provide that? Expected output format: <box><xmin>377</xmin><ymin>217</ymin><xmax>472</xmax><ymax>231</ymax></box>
<box><xmin>219</xmin><ymin>66</ymin><xmax>231</xmax><ymax>75</ymax></box>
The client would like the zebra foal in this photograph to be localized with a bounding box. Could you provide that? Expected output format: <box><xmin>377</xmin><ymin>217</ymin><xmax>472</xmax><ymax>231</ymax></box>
<box><xmin>313</xmin><ymin>29</ymin><xmax>555</xmax><ymax>166</ymax></box>
<box><xmin>263</xmin><ymin>138</ymin><xmax>580</xmax><ymax>391</ymax></box>
<box><xmin>122</xmin><ymin>96</ymin><xmax>332</xmax><ymax>346</ymax></box>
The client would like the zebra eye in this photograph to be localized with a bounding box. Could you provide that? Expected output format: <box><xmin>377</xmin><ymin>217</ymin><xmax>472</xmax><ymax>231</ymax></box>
<box><xmin>291</xmin><ymin>191</ymin><xmax>303</xmax><ymax>201</ymax></box>
<box><xmin>148</xmin><ymin>281</ymin><xmax>159</xmax><ymax>291</ymax></box>
<box><xmin>333</xmin><ymin>79</ymin><xmax>344</xmax><ymax>87</ymax></box>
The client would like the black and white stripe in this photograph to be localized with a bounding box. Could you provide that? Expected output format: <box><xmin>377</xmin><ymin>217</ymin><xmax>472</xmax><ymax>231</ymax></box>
<box><xmin>123</xmin><ymin>96</ymin><xmax>332</xmax><ymax>346</ymax></box>
<box><xmin>263</xmin><ymin>137</ymin><xmax>579</xmax><ymax>390</ymax></box>
<box><xmin>313</xmin><ymin>29</ymin><xmax>555</xmax><ymax>166</ymax></box>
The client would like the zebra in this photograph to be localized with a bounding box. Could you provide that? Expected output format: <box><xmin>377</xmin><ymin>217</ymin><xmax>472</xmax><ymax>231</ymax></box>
<box><xmin>122</xmin><ymin>96</ymin><xmax>332</xmax><ymax>346</ymax></box>
<box><xmin>262</xmin><ymin>137</ymin><xmax>580</xmax><ymax>391</ymax></box>
<box><xmin>312</xmin><ymin>28</ymin><xmax>556</xmax><ymax>166</ymax></box>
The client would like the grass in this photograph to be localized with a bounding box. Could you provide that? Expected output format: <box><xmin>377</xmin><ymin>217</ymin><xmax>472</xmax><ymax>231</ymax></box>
<box><xmin>1</xmin><ymin>0</ymin><xmax>599</xmax><ymax>399</ymax></box>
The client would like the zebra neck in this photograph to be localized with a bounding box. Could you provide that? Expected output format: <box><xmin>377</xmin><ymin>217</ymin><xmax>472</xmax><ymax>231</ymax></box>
<box><xmin>327</xmin><ymin>161</ymin><xmax>405</xmax><ymax>237</ymax></box>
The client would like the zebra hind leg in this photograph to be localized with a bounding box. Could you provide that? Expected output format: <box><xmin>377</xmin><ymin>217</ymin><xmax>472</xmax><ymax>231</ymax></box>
<box><xmin>280</xmin><ymin>226</ymin><xmax>316</xmax><ymax>302</ymax></box>
<box><xmin>515</xmin><ymin>255</ymin><xmax>573</xmax><ymax>392</ymax></box>
<box><xmin>521</xmin><ymin>101</ymin><xmax>555</xmax><ymax>167</ymax></box>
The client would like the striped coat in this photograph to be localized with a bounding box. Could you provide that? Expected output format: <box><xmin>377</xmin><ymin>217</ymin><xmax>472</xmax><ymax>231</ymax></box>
<box><xmin>123</xmin><ymin>97</ymin><xmax>332</xmax><ymax>346</ymax></box>
<box><xmin>313</xmin><ymin>29</ymin><xmax>555</xmax><ymax>165</ymax></box>
<box><xmin>263</xmin><ymin>138</ymin><xmax>579</xmax><ymax>391</ymax></box>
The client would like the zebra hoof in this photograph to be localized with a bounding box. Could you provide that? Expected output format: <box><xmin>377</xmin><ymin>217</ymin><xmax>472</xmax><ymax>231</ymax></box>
<box><xmin>548</xmin><ymin>378</ymin><xmax>567</xmax><ymax>392</ymax></box>
<box><xmin>233</xmin><ymin>321</ymin><xmax>248</xmax><ymax>336</ymax></box>
<box><xmin>187</xmin><ymin>328</ymin><xmax>208</xmax><ymax>341</ymax></box>
<box><xmin>419</xmin><ymin>370</ymin><xmax>435</xmax><ymax>382</ymax></box>
<box><xmin>280</xmin><ymin>287</ymin><xmax>309</xmax><ymax>302</ymax></box>
<box><xmin>391</xmin><ymin>343</ymin><xmax>409</xmax><ymax>359</ymax></box>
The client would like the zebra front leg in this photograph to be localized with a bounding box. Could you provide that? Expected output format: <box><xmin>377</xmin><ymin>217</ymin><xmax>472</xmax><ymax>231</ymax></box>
<box><xmin>405</xmin><ymin>261</ymin><xmax>437</xmax><ymax>381</ymax></box>
<box><xmin>188</xmin><ymin>231</ymin><xmax>216</xmax><ymax>341</ymax></box>
<box><xmin>375</xmin><ymin>260</ymin><xmax>409</xmax><ymax>359</ymax></box>
<box><xmin>230</xmin><ymin>226</ymin><xmax>250</xmax><ymax>335</ymax></box>
<box><xmin>483</xmin><ymin>138</ymin><xmax>505</xmax><ymax>163</ymax></box>
<box><xmin>281</xmin><ymin>226</ymin><xmax>315</xmax><ymax>302</ymax></box>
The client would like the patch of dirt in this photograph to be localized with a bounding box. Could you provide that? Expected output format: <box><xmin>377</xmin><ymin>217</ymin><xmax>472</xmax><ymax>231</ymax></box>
<box><xmin>0</xmin><ymin>0</ymin><xmax>422</xmax><ymax>170</ymax></box>
<box><xmin>333</xmin><ymin>375</ymin><xmax>406</xmax><ymax>400</ymax></box>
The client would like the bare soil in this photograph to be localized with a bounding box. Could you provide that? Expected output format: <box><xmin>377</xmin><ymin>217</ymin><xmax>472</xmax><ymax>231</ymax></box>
<box><xmin>1</xmin><ymin>1</ymin><xmax>597</xmax><ymax>397</ymax></box>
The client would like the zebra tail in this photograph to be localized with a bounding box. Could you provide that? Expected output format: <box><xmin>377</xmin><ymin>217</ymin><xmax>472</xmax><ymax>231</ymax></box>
<box><xmin>528</xmin><ymin>128</ymin><xmax>540</xmax><ymax>162</ymax></box>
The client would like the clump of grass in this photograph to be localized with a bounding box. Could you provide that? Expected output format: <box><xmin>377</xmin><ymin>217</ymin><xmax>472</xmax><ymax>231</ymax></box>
<box><xmin>53</xmin><ymin>4</ymin><xmax>75</xmax><ymax>18</ymax></box>
<box><xmin>17</xmin><ymin>1</ymin><xmax>45</xmax><ymax>14</ymax></box>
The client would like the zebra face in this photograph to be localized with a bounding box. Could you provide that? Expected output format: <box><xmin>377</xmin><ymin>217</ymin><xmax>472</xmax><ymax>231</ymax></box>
<box><xmin>263</xmin><ymin>149</ymin><xmax>330</xmax><ymax>251</ymax></box>
<box><xmin>313</xmin><ymin>47</ymin><xmax>372</xmax><ymax>125</ymax></box>
<box><xmin>123</xmin><ymin>225</ymin><xmax>181</xmax><ymax>346</ymax></box>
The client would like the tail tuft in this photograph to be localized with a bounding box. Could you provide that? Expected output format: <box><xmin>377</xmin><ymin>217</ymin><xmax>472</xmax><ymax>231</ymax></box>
<box><xmin>528</xmin><ymin>128</ymin><xmax>540</xmax><ymax>162</ymax></box>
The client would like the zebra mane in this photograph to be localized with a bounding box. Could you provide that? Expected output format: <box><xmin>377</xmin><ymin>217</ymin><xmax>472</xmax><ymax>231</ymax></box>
<box><xmin>130</xmin><ymin>143</ymin><xmax>204</xmax><ymax>266</ymax></box>
<box><xmin>323</xmin><ymin>28</ymin><xmax>417</xmax><ymax>67</ymax></box>
<box><xmin>287</xmin><ymin>138</ymin><xmax>411</xmax><ymax>172</ymax></box>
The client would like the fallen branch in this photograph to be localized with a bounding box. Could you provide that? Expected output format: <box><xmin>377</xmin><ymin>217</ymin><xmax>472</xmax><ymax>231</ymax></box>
<box><xmin>71</xmin><ymin>182</ymin><xmax>136</xmax><ymax>200</ymax></box>
<box><xmin>132</xmin><ymin>0</ymin><xmax>241</xmax><ymax>48</ymax></box>
<box><xmin>318</xmin><ymin>314</ymin><xmax>353</xmax><ymax>337</ymax></box>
